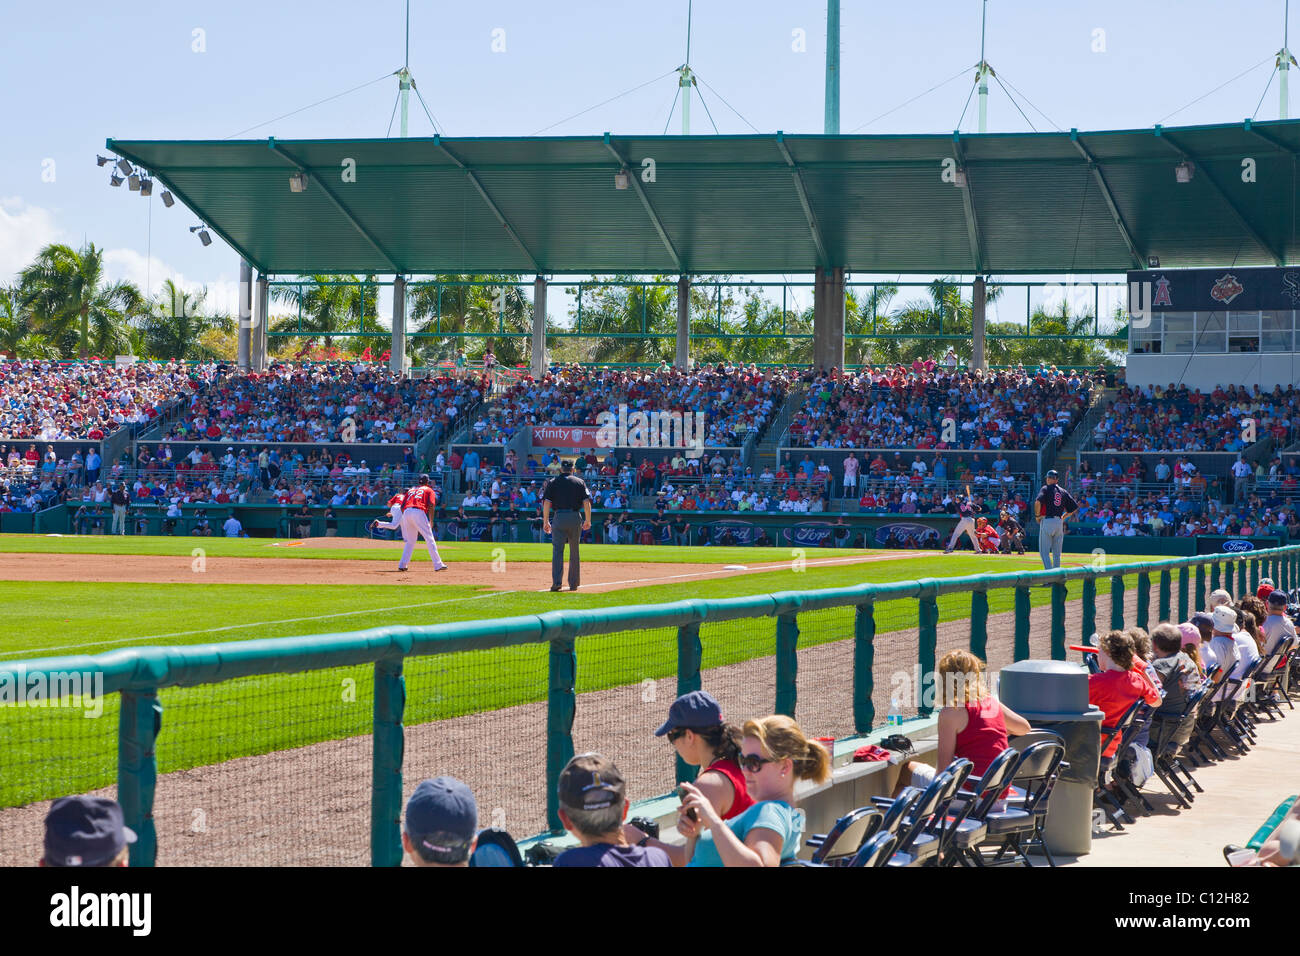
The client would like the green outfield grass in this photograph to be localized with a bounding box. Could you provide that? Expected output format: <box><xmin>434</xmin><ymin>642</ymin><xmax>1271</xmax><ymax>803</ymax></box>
<box><xmin>0</xmin><ymin>542</ymin><xmax>1167</xmax><ymax>808</ymax></box>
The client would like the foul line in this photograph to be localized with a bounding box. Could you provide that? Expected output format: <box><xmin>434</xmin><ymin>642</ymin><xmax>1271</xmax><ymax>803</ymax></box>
<box><xmin>0</xmin><ymin>592</ymin><xmax>500</xmax><ymax>660</ymax></box>
<box><xmin>533</xmin><ymin>552</ymin><xmax>918</xmax><ymax>592</ymax></box>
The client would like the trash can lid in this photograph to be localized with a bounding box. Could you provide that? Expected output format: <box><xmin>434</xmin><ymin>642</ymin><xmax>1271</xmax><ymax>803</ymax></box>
<box><xmin>998</xmin><ymin>658</ymin><xmax>1093</xmax><ymax>718</ymax></box>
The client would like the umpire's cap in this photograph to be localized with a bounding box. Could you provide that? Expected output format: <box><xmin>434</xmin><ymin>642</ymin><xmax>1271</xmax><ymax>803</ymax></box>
<box><xmin>1046</xmin><ymin>469</ymin><xmax>1059</xmax><ymax>479</ymax></box>
<box><xmin>560</xmin><ymin>458</ymin><xmax>574</xmax><ymax>472</ymax></box>
<box><xmin>419</xmin><ymin>473</ymin><xmax>430</xmax><ymax>485</ymax></box>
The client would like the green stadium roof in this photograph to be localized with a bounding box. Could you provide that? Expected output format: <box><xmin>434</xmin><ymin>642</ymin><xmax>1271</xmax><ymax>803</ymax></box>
<box><xmin>108</xmin><ymin>119</ymin><xmax>1300</xmax><ymax>276</ymax></box>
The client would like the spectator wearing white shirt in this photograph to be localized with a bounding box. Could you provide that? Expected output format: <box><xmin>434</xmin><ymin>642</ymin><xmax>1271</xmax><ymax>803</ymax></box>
<box><xmin>223</xmin><ymin>514</ymin><xmax>243</xmax><ymax>537</ymax></box>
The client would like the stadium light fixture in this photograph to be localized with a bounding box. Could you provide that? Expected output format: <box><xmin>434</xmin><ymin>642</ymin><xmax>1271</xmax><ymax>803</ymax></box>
<box><xmin>614</xmin><ymin>168</ymin><xmax>630</xmax><ymax>190</ymax></box>
<box><xmin>1175</xmin><ymin>161</ymin><xmax>1194</xmax><ymax>183</ymax></box>
<box><xmin>116</xmin><ymin>158</ymin><xmax>133</xmax><ymax>176</ymax></box>
<box><xmin>109</xmin><ymin>173</ymin><xmax>123</xmax><ymax>187</ymax></box>
<box><xmin>190</xmin><ymin>225</ymin><xmax>213</xmax><ymax>246</ymax></box>
<box><xmin>289</xmin><ymin>171</ymin><xmax>308</xmax><ymax>193</ymax></box>
<box><xmin>140</xmin><ymin>179</ymin><xmax>152</xmax><ymax>197</ymax></box>
<box><xmin>954</xmin><ymin>168</ymin><xmax>968</xmax><ymax>188</ymax></box>
<box><xmin>161</xmin><ymin>190</ymin><xmax>174</xmax><ymax>208</ymax></box>
<box><xmin>96</xmin><ymin>155</ymin><xmax>111</xmax><ymax>167</ymax></box>
<box><xmin>127</xmin><ymin>173</ymin><xmax>141</xmax><ymax>191</ymax></box>
<box><xmin>1147</xmin><ymin>256</ymin><xmax>1160</xmax><ymax>268</ymax></box>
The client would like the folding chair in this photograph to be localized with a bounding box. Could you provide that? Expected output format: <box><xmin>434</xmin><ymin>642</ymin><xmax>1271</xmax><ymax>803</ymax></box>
<box><xmin>1095</xmin><ymin>699</ymin><xmax>1145</xmax><ymax>829</ymax></box>
<box><xmin>1211</xmin><ymin>673</ymin><xmax>1250</xmax><ymax>756</ymax></box>
<box><xmin>1186</xmin><ymin>666</ymin><xmax>1228</xmax><ymax>764</ymax></box>
<box><xmin>937</xmin><ymin>747</ymin><xmax>1021</xmax><ymax>867</ymax></box>
<box><xmin>871</xmin><ymin>788</ymin><xmax>924</xmax><ymax>842</ymax></box>
<box><xmin>846</xmin><ymin>830</ymin><xmax>898</xmax><ymax>868</ymax></box>
<box><xmin>804</xmin><ymin>806</ymin><xmax>884</xmax><ymax>866</ymax></box>
<box><xmin>981</xmin><ymin>738</ymin><xmax>1066</xmax><ymax>866</ymax></box>
<box><xmin>1147</xmin><ymin>691</ymin><xmax>1204</xmax><ymax>809</ymax></box>
<box><xmin>1250</xmin><ymin>638</ymin><xmax>1295</xmax><ymax>720</ymax></box>
<box><xmin>883</xmin><ymin>769</ymin><xmax>957</xmax><ymax>867</ymax></box>
<box><xmin>1109</xmin><ymin>701</ymin><xmax>1157</xmax><ymax>816</ymax></box>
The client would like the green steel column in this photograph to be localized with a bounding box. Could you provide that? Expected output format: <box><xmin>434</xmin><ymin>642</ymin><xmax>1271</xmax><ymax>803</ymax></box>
<box><xmin>825</xmin><ymin>0</ymin><xmax>840</xmax><ymax>134</ymax></box>
<box><xmin>118</xmin><ymin>689</ymin><xmax>160</xmax><ymax>867</ymax></box>
<box><xmin>918</xmin><ymin>594</ymin><xmax>939</xmax><ymax>716</ymax></box>
<box><xmin>970</xmin><ymin>590</ymin><xmax>989</xmax><ymax>662</ymax></box>
<box><xmin>1249</xmin><ymin>557</ymin><xmax>1259</xmax><ymax>594</ymax></box>
<box><xmin>372</xmin><ymin>658</ymin><xmax>406</xmax><ymax>867</ymax></box>
<box><xmin>1111</xmin><ymin>574</ymin><xmax>1125</xmax><ymax>631</ymax></box>
<box><xmin>1159</xmin><ymin>569</ymin><xmax>1171</xmax><ymax>623</ymax></box>
<box><xmin>675</xmin><ymin>623</ymin><xmax>703</xmax><ymax>783</ymax></box>
<box><xmin>853</xmin><ymin>603</ymin><xmax>876</xmax><ymax>733</ymax></box>
<box><xmin>1014</xmin><ymin>586</ymin><xmax>1031</xmax><ymax>661</ymax></box>
<box><xmin>1178</xmin><ymin>566</ymin><xmax>1190</xmax><ymax>620</ymax></box>
<box><xmin>1195</xmin><ymin>563</ymin><xmax>1206</xmax><ymax>611</ymax></box>
<box><xmin>546</xmin><ymin>637</ymin><xmax>577</xmax><ymax>833</ymax></box>
<box><xmin>1210</xmin><ymin>560</ymin><xmax>1221</xmax><ymax>594</ymax></box>
<box><xmin>1137</xmin><ymin>572</ymin><xmax>1151</xmax><ymax>630</ymax></box>
<box><xmin>1237</xmin><ymin>556</ymin><xmax>1246</xmax><ymax>599</ymax></box>
<box><xmin>1051</xmin><ymin>582</ymin><xmax>1066</xmax><ymax>660</ymax></box>
<box><xmin>1082</xmin><ymin>576</ymin><xmax>1096</xmax><ymax>643</ymax></box>
<box><xmin>775</xmin><ymin>614</ymin><xmax>799</xmax><ymax>718</ymax></box>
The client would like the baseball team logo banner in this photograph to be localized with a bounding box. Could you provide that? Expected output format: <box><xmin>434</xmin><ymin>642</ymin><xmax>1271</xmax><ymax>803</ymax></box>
<box><xmin>1127</xmin><ymin>267</ymin><xmax>1300</xmax><ymax>312</ymax></box>
<box><xmin>782</xmin><ymin>522</ymin><xmax>836</xmax><ymax>546</ymax></box>
<box><xmin>531</xmin><ymin>426</ymin><xmax>606</xmax><ymax>449</ymax></box>
<box><xmin>874</xmin><ymin>522</ymin><xmax>942</xmax><ymax>547</ymax></box>
<box><xmin>706</xmin><ymin>519</ymin><xmax>759</xmax><ymax>544</ymax></box>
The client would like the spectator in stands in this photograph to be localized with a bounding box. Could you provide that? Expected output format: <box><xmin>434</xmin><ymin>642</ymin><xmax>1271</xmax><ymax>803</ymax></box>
<box><xmin>553</xmin><ymin>753</ymin><xmax>671</xmax><ymax>867</ymax></box>
<box><xmin>40</xmin><ymin>795</ymin><xmax>135</xmax><ymax>867</ymax></box>
<box><xmin>1262</xmin><ymin>589</ymin><xmax>1297</xmax><ymax>655</ymax></box>
<box><xmin>1201</xmin><ymin>607</ymin><xmax>1242</xmax><ymax>701</ymax></box>
<box><xmin>677</xmin><ymin>715</ymin><xmax>830</xmax><ymax>867</ymax></box>
<box><xmin>894</xmin><ymin>649</ymin><xmax>1031</xmax><ymax>802</ymax></box>
<box><xmin>402</xmin><ymin>776</ymin><xmax>479</xmax><ymax>868</ymax></box>
<box><xmin>1149</xmin><ymin>623</ymin><xmax>1199</xmax><ymax>718</ymax></box>
<box><xmin>1088</xmin><ymin>630</ymin><xmax>1163</xmax><ymax>762</ymax></box>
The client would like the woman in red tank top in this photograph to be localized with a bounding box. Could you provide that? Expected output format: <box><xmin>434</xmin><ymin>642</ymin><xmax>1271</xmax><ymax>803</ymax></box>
<box><xmin>623</xmin><ymin>690</ymin><xmax>754</xmax><ymax>866</ymax></box>
<box><xmin>893</xmin><ymin>649</ymin><xmax>1031</xmax><ymax>797</ymax></box>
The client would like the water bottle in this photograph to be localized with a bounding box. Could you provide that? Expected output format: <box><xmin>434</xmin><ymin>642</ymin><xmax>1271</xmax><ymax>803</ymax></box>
<box><xmin>887</xmin><ymin>697</ymin><xmax>902</xmax><ymax>727</ymax></box>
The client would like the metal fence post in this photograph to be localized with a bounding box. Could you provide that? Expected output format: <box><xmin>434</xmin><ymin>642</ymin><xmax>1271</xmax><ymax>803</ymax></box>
<box><xmin>1159</xmin><ymin>569</ymin><xmax>1171</xmax><ymax>623</ymax></box>
<box><xmin>1081</xmin><ymin>576</ymin><xmax>1096</xmax><ymax>643</ymax></box>
<box><xmin>1178</xmin><ymin>565</ymin><xmax>1190</xmax><ymax>621</ymax></box>
<box><xmin>1110</xmin><ymin>574</ymin><xmax>1125</xmax><ymax>631</ymax></box>
<box><xmin>775</xmin><ymin>614</ymin><xmax>799</xmax><ymax>718</ymax></box>
<box><xmin>1210</xmin><ymin>560</ymin><xmax>1221</xmax><ymax>594</ymax></box>
<box><xmin>1014</xmin><ymin>586</ymin><xmax>1031</xmax><ymax>661</ymax></box>
<box><xmin>1137</xmin><ymin>572</ymin><xmax>1151</xmax><ymax>630</ymax></box>
<box><xmin>1194</xmin><ymin>563</ymin><xmax>1206</xmax><ymax>611</ymax></box>
<box><xmin>1234</xmin><ymin>557</ymin><xmax>1244</xmax><ymax>599</ymax></box>
<box><xmin>1050</xmin><ymin>582</ymin><xmax>1066</xmax><ymax>660</ymax></box>
<box><xmin>969</xmin><ymin>590</ymin><xmax>989</xmax><ymax>662</ymax></box>
<box><xmin>918</xmin><ymin>592</ymin><xmax>938</xmax><ymax>716</ymax></box>
<box><xmin>676</xmin><ymin>623</ymin><xmax>703</xmax><ymax>784</ymax></box>
<box><xmin>118</xmin><ymin>689</ymin><xmax>160</xmax><ymax>867</ymax></box>
<box><xmin>546</xmin><ymin>637</ymin><xmax>577</xmax><ymax>833</ymax></box>
<box><xmin>1249</xmin><ymin>557</ymin><xmax>1259</xmax><ymax>594</ymax></box>
<box><xmin>372</xmin><ymin>658</ymin><xmax>405</xmax><ymax>867</ymax></box>
<box><xmin>853</xmin><ymin>602</ymin><xmax>876</xmax><ymax>733</ymax></box>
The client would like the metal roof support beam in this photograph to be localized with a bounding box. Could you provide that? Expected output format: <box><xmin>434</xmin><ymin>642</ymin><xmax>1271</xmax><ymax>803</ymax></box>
<box><xmin>775</xmin><ymin>133</ymin><xmax>829</xmax><ymax>268</ymax></box>
<box><xmin>603</xmin><ymin>135</ymin><xmax>682</xmax><ymax>272</ymax></box>
<box><xmin>1155</xmin><ymin>127</ymin><xmax>1285</xmax><ymax>266</ymax></box>
<box><xmin>1071</xmin><ymin>132</ymin><xmax>1145</xmax><ymax>269</ymax></box>
<box><xmin>434</xmin><ymin>137</ymin><xmax>541</xmax><ymax>273</ymax></box>
<box><xmin>1241</xmin><ymin>119</ymin><xmax>1299</xmax><ymax>156</ymax></box>
<box><xmin>951</xmin><ymin>134</ymin><xmax>985</xmax><ymax>273</ymax></box>
<box><xmin>268</xmin><ymin>141</ymin><xmax>404</xmax><ymax>273</ymax></box>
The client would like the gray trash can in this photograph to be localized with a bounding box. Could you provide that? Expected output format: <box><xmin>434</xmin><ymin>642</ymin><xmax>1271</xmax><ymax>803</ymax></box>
<box><xmin>998</xmin><ymin>659</ymin><xmax>1103</xmax><ymax>856</ymax></box>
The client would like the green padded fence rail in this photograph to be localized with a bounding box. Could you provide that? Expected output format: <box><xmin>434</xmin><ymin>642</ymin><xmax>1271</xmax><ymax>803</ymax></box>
<box><xmin>2</xmin><ymin>545</ymin><xmax>1297</xmax><ymax>865</ymax></box>
<box><xmin>1247</xmin><ymin>796</ymin><xmax>1298</xmax><ymax>851</ymax></box>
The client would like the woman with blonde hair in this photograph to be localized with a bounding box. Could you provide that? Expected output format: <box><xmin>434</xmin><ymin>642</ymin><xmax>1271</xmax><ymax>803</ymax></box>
<box><xmin>893</xmin><ymin>649</ymin><xmax>1031</xmax><ymax>798</ymax></box>
<box><xmin>678</xmin><ymin>714</ymin><xmax>830</xmax><ymax>867</ymax></box>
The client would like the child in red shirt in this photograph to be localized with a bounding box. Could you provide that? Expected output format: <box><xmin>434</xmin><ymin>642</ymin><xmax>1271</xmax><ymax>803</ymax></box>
<box><xmin>1088</xmin><ymin>630</ymin><xmax>1163</xmax><ymax>759</ymax></box>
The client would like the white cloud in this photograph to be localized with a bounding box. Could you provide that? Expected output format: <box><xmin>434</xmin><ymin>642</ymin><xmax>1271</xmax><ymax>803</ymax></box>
<box><xmin>0</xmin><ymin>197</ymin><xmax>61</xmax><ymax>285</ymax></box>
<box><xmin>103</xmin><ymin>247</ymin><xmax>241</xmax><ymax>315</ymax></box>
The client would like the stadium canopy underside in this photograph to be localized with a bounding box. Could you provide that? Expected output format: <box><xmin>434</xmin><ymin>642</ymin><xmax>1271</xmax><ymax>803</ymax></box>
<box><xmin>109</xmin><ymin>119</ymin><xmax>1300</xmax><ymax>277</ymax></box>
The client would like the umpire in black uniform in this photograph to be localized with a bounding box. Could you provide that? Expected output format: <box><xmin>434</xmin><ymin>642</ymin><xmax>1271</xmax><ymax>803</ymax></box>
<box><xmin>542</xmin><ymin>459</ymin><xmax>592</xmax><ymax>591</ymax></box>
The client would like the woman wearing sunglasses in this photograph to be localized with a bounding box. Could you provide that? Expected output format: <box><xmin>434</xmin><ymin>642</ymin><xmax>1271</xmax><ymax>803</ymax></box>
<box><xmin>624</xmin><ymin>691</ymin><xmax>755</xmax><ymax>865</ymax></box>
<box><xmin>677</xmin><ymin>715</ymin><xmax>830</xmax><ymax>867</ymax></box>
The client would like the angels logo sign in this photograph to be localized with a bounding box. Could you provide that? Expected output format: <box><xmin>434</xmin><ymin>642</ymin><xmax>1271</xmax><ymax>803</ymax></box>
<box><xmin>1210</xmin><ymin>273</ymin><xmax>1244</xmax><ymax>305</ymax></box>
<box><xmin>1152</xmin><ymin>274</ymin><xmax>1173</xmax><ymax>307</ymax></box>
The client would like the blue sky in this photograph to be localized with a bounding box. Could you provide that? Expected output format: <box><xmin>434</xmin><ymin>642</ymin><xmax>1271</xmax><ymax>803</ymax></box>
<box><xmin>2</xmin><ymin>0</ymin><xmax>1296</xmax><ymax>324</ymax></box>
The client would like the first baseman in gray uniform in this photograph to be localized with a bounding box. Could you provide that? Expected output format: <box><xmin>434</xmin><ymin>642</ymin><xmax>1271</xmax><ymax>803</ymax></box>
<box><xmin>1034</xmin><ymin>469</ymin><xmax>1079</xmax><ymax>570</ymax></box>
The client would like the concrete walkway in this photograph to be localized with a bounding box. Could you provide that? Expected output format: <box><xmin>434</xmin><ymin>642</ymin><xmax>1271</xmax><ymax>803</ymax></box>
<box><xmin>1056</xmin><ymin>704</ymin><xmax>1299</xmax><ymax>867</ymax></box>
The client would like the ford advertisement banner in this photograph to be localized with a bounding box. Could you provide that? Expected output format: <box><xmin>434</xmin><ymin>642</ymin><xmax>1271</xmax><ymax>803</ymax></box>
<box><xmin>874</xmin><ymin>522</ymin><xmax>943</xmax><ymax>547</ymax></box>
<box><xmin>1221</xmin><ymin>538</ymin><xmax>1255</xmax><ymax>553</ymax></box>
<box><xmin>782</xmin><ymin>522</ymin><xmax>837</xmax><ymax>547</ymax></box>
<box><xmin>706</xmin><ymin>520</ymin><xmax>761</xmax><ymax>545</ymax></box>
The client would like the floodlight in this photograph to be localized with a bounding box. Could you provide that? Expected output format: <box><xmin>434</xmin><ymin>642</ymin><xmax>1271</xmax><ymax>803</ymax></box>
<box><xmin>161</xmin><ymin>190</ymin><xmax>174</xmax><ymax>208</ymax></box>
<box><xmin>198</xmin><ymin>230</ymin><xmax>212</xmax><ymax>246</ymax></box>
<box><xmin>109</xmin><ymin>173</ymin><xmax>123</xmax><ymax>187</ymax></box>
<box><xmin>116</xmin><ymin>158</ymin><xmax>133</xmax><ymax>176</ymax></box>
<box><xmin>96</xmin><ymin>155</ymin><xmax>110</xmax><ymax>167</ymax></box>
<box><xmin>1175</xmin><ymin>161</ymin><xmax>1194</xmax><ymax>183</ymax></box>
<box><xmin>289</xmin><ymin>172</ymin><xmax>308</xmax><ymax>193</ymax></box>
<box><xmin>954</xmin><ymin>168</ymin><xmax>968</xmax><ymax>188</ymax></box>
<box><xmin>127</xmin><ymin>173</ymin><xmax>140</xmax><ymax>191</ymax></box>
<box><xmin>140</xmin><ymin>179</ymin><xmax>152</xmax><ymax>197</ymax></box>
<box><xmin>614</xmin><ymin>168</ymin><xmax>630</xmax><ymax>190</ymax></box>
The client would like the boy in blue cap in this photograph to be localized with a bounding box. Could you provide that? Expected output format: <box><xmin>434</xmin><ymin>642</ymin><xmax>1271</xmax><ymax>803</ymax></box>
<box><xmin>402</xmin><ymin>776</ymin><xmax>478</xmax><ymax>867</ymax></box>
<box><xmin>41</xmin><ymin>795</ymin><xmax>136</xmax><ymax>867</ymax></box>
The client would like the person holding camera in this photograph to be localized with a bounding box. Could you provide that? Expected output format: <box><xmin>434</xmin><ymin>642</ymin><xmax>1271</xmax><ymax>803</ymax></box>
<box><xmin>623</xmin><ymin>691</ymin><xmax>754</xmax><ymax>865</ymax></box>
<box><xmin>553</xmin><ymin>753</ymin><xmax>671</xmax><ymax>867</ymax></box>
<box><xmin>676</xmin><ymin>715</ymin><xmax>830</xmax><ymax>867</ymax></box>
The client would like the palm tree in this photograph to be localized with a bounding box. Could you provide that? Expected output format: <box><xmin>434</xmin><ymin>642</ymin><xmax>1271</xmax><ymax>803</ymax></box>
<box><xmin>18</xmin><ymin>243</ymin><xmax>144</xmax><ymax>358</ymax></box>
<box><xmin>409</xmin><ymin>275</ymin><xmax>531</xmax><ymax>367</ymax></box>
<box><xmin>270</xmin><ymin>275</ymin><xmax>380</xmax><ymax>351</ymax></box>
<box><xmin>141</xmin><ymin>279</ymin><xmax>236</xmax><ymax>360</ymax></box>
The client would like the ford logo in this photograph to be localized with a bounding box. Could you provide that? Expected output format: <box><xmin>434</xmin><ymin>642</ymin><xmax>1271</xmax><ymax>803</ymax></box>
<box><xmin>875</xmin><ymin>522</ymin><xmax>943</xmax><ymax>547</ymax></box>
<box><xmin>1222</xmin><ymin>539</ymin><xmax>1254</xmax><ymax>553</ymax></box>
<box><xmin>785</xmin><ymin>523</ymin><xmax>835</xmax><ymax>545</ymax></box>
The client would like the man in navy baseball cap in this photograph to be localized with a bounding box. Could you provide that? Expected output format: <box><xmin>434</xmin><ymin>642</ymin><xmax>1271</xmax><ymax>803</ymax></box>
<box><xmin>654</xmin><ymin>690</ymin><xmax>724</xmax><ymax>736</ymax></box>
<box><xmin>402</xmin><ymin>776</ymin><xmax>478</xmax><ymax>867</ymax></box>
<box><xmin>41</xmin><ymin>795</ymin><xmax>136</xmax><ymax>867</ymax></box>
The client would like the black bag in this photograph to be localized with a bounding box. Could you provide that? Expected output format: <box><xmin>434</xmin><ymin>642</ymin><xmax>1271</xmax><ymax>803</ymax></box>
<box><xmin>879</xmin><ymin>733</ymin><xmax>916</xmax><ymax>757</ymax></box>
